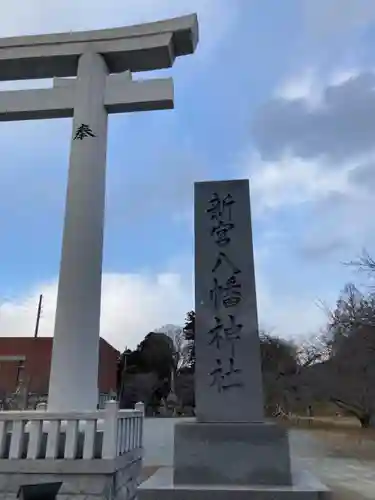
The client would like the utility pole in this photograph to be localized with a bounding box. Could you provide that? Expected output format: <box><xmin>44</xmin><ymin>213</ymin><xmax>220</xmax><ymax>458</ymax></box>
<box><xmin>34</xmin><ymin>294</ymin><xmax>43</xmax><ymax>339</ymax></box>
<box><xmin>119</xmin><ymin>349</ymin><xmax>128</xmax><ymax>405</ymax></box>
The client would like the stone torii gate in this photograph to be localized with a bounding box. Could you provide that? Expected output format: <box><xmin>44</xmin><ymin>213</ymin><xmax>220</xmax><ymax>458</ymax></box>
<box><xmin>0</xmin><ymin>15</ymin><xmax>198</xmax><ymax>412</ymax></box>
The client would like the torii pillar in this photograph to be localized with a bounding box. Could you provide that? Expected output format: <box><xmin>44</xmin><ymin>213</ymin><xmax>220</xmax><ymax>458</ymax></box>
<box><xmin>0</xmin><ymin>15</ymin><xmax>198</xmax><ymax>411</ymax></box>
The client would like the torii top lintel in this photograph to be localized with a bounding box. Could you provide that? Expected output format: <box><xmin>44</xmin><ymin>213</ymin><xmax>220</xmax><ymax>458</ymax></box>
<box><xmin>0</xmin><ymin>14</ymin><xmax>198</xmax><ymax>81</ymax></box>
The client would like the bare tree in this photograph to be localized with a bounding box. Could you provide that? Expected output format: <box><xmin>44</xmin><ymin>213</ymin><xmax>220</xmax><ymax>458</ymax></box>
<box><xmin>259</xmin><ymin>331</ymin><xmax>306</xmax><ymax>415</ymax></box>
<box><xmin>314</xmin><ymin>283</ymin><xmax>375</xmax><ymax>427</ymax></box>
<box><xmin>345</xmin><ymin>248</ymin><xmax>375</xmax><ymax>290</ymax></box>
<box><xmin>171</xmin><ymin>327</ymin><xmax>190</xmax><ymax>373</ymax></box>
<box><xmin>272</xmin><ymin>333</ymin><xmax>330</xmax><ymax>416</ymax></box>
<box><xmin>345</xmin><ymin>248</ymin><xmax>375</xmax><ymax>274</ymax></box>
<box><xmin>157</xmin><ymin>325</ymin><xmax>189</xmax><ymax>373</ymax></box>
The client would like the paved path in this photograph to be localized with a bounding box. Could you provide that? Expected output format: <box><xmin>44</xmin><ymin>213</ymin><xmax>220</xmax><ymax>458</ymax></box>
<box><xmin>289</xmin><ymin>431</ymin><xmax>375</xmax><ymax>499</ymax></box>
<box><xmin>143</xmin><ymin>418</ymin><xmax>375</xmax><ymax>499</ymax></box>
<box><xmin>143</xmin><ymin>417</ymin><xmax>183</xmax><ymax>467</ymax></box>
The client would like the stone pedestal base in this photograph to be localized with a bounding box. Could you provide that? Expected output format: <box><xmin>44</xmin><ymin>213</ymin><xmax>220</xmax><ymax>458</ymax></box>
<box><xmin>138</xmin><ymin>421</ymin><xmax>331</xmax><ymax>500</ymax></box>
<box><xmin>173</xmin><ymin>421</ymin><xmax>292</xmax><ymax>486</ymax></box>
<box><xmin>139</xmin><ymin>467</ymin><xmax>330</xmax><ymax>500</ymax></box>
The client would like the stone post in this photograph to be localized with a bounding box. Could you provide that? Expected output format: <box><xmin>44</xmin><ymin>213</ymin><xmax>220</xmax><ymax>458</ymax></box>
<box><xmin>194</xmin><ymin>180</ymin><xmax>264</xmax><ymax>423</ymax></box>
<box><xmin>135</xmin><ymin>401</ymin><xmax>145</xmax><ymax>415</ymax></box>
<box><xmin>48</xmin><ymin>52</ymin><xmax>108</xmax><ymax>412</ymax></box>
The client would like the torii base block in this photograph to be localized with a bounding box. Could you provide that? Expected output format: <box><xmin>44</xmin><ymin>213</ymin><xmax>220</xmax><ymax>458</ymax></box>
<box><xmin>139</xmin><ymin>421</ymin><xmax>331</xmax><ymax>500</ymax></box>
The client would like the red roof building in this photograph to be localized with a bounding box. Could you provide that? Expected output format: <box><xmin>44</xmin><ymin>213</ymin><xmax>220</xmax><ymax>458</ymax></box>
<box><xmin>0</xmin><ymin>337</ymin><xmax>119</xmax><ymax>398</ymax></box>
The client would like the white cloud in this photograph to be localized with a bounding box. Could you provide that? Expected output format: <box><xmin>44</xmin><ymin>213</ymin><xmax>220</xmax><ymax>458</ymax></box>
<box><xmin>246</xmin><ymin>64</ymin><xmax>375</xmax><ymax>262</ymax></box>
<box><xmin>275</xmin><ymin>68</ymin><xmax>323</xmax><ymax>108</ymax></box>
<box><xmin>256</xmin><ymin>277</ymin><xmax>329</xmax><ymax>338</ymax></box>
<box><xmin>243</xmin><ymin>142</ymin><xmax>375</xmax><ymax>262</ymax></box>
<box><xmin>275</xmin><ymin>66</ymin><xmax>363</xmax><ymax>108</ymax></box>
<box><xmin>247</xmin><ymin>152</ymin><xmax>351</xmax><ymax>214</ymax></box>
<box><xmin>0</xmin><ymin>271</ymin><xmax>192</xmax><ymax>352</ymax></box>
<box><xmin>250</xmin><ymin>67</ymin><xmax>375</xmax><ymax>212</ymax></box>
<box><xmin>0</xmin><ymin>263</ymin><xmax>329</xmax><ymax>353</ymax></box>
<box><xmin>251</xmin><ymin>237</ymin><xmax>334</xmax><ymax>338</ymax></box>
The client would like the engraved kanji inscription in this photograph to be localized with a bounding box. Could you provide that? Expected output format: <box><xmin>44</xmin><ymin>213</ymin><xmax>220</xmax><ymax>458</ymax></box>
<box><xmin>211</xmin><ymin>220</ymin><xmax>234</xmax><ymax>247</ymax></box>
<box><xmin>223</xmin><ymin>314</ymin><xmax>243</xmax><ymax>347</ymax></box>
<box><xmin>209</xmin><ymin>357</ymin><xmax>243</xmax><ymax>392</ymax></box>
<box><xmin>210</xmin><ymin>275</ymin><xmax>242</xmax><ymax>309</ymax></box>
<box><xmin>207</xmin><ymin>314</ymin><xmax>243</xmax><ymax>350</ymax></box>
<box><xmin>206</xmin><ymin>192</ymin><xmax>235</xmax><ymax>221</ymax></box>
<box><xmin>207</xmin><ymin>316</ymin><xmax>225</xmax><ymax>349</ymax></box>
<box><xmin>212</xmin><ymin>251</ymin><xmax>241</xmax><ymax>275</ymax></box>
<box><xmin>73</xmin><ymin>123</ymin><xmax>96</xmax><ymax>140</ymax></box>
<box><xmin>206</xmin><ymin>193</ymin><xmax>235</xmax><ymax>247</ymax></box>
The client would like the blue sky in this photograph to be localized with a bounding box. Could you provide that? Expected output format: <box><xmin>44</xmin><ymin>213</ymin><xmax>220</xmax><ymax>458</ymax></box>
<box><xmin>1</xmin><ymin>0</ymin><xmax>375</xmax><ymax>350</ymax></box>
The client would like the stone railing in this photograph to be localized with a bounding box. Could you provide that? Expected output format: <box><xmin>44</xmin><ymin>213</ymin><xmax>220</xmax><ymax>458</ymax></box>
<box><xmin>0</xmin><ymin>400</ymin><xmax>143</xmax><ymax>460</ymax></box>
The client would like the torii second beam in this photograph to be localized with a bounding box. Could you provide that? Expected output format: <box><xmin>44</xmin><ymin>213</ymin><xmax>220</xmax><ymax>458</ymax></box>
<box><xmin>0</xmin><ymin>74</ymin><xmax>173</xmax><ymax>121</ymax></box>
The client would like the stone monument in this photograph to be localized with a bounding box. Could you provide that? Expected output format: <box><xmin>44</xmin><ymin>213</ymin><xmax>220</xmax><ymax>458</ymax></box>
<box><xmin>0</xmin><ymin>13</ymin><xmax>198</xmax><ymax>412</ymax></box>
<box><xmin>139</xmin><ymin>180</ymin><xmax>331</xmax><ymax>499</ymax></box>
